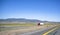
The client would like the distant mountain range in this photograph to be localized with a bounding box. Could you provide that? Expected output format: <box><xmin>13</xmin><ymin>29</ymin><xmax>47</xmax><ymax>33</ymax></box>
<box><xmin>0</xmin><ymin>18</ymin><xmax>48</xmax><ymax>23</ymax></box>
<box><xmin>0</xmin><ymin>18</ymin><xmax>60</xmax><ymax>24</ymax></box>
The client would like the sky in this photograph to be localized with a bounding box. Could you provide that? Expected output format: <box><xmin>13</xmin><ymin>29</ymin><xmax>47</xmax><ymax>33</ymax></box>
<box><xmin>0</xmin><ymin>0</ymin><xmax>60</xmax><ymax>22</ymax></box>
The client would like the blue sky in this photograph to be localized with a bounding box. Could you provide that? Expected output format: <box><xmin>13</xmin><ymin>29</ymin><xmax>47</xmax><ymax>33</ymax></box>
<box><xmin>0</xmin><ymin>0</ymin><xmax>60</xmax><ymax>22</ymax></box>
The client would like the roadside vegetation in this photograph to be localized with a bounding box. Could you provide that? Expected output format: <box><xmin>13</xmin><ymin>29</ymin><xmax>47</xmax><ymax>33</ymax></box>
<box><xmin>0</xmin><ymin>23</ymin><xmax>36</xmax><ymax>26</ymax></box>
<box><xmin>0</xmin><ymin>23</ymin><xmax>36</xmax><ymax>32</ymax></box>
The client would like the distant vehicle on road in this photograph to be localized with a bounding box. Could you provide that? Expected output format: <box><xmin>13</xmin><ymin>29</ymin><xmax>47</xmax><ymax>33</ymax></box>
<box><xmin>37</xmin><ymin>23</ymin><xmax>44</xmax><ymax>26</ymax></box>
<box><xmin>37</xmin><ymin>23</ymin><xmax>40</xmax><ymax>26</ymax></box>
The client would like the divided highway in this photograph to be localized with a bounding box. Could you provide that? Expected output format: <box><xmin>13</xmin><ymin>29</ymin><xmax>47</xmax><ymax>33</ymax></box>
<box><xmin>17</xmin><ymin>24</ymin><xmax>60</xmax><ymax>35</ymax></box>
<box><xmin>0</xmin><ymin>24</ymin><xmax>60</xmax><ymax>35</ymax></box>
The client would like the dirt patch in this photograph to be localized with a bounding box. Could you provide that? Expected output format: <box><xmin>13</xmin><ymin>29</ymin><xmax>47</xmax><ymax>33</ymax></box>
<box><xmin>0</xmin><ymin>26</ymin><xmax>51</xmax><ymax>35</ymax></box>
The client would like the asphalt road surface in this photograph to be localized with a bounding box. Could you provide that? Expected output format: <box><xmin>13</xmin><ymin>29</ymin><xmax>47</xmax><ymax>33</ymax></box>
<box><xmin>47</xmin><ymin>26</ymin><xmax>60</xmax><ymax>35</ymax></box>
<box><xmin>15</xmin><ymin>25</ymin><xmax>60</xmax><ymax>35</ymax></box>
<box><xmin>54</xmin><ymin>27</ymin><xmax>60</xmax><ymax>35</ymax></box>
<box><xmin>15</xmin><ymin>26</ymin><xmax>54</xmax><ymax>35</ymax></box>
<box><xmin>1</xmin><ymin>25</ymin><xmax>59</xmax><ymax>35</ymax></box>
